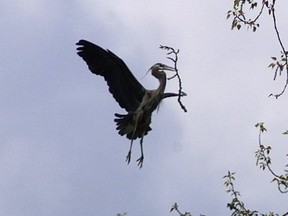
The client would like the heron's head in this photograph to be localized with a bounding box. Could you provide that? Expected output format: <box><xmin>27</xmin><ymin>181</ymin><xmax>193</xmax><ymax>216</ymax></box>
<box><xmin>150</xmin><ymin>63</ymin><xmax>175</xmax><ymax>72</ymax></box>
<box><xmin>149</xmin><ymin>63</ymin><xmax>175</xmax><ymax>79</ymax></box>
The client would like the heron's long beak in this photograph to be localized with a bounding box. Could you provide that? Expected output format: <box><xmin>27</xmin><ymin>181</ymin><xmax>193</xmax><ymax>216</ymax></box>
<box><xmin>162</xmin><ymin>64</ymin><xmax>175</xmax><ymax>71</ymax></box>
<box><xmin>162</xmin><ymin>65</ymin><xmax>175</xmax><ymax>71</ymax></box>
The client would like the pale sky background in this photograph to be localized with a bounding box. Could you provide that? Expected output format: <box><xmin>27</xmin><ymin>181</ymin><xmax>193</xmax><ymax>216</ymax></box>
<box><xmin>1</xmin><ymin>1</ymin><xmax>288</xmax><ymax>215</ymax></box>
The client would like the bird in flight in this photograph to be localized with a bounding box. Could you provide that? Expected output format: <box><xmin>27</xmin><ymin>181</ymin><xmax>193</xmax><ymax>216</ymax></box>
<box><xmin>76</xmin><ymin>39</ymin><xmax>185</xmax><ymax>168</ymax></box>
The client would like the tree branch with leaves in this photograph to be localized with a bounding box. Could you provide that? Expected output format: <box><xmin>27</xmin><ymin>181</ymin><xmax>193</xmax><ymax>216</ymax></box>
<box><xmin>227</xmin><ymin>0</ymin><xmax>288</xmax><ymax>98</ymax></box>
<box><xmin>255</xmin><ymin>123</ymin><xmax>288</xmax><ymax>193</ymax></box>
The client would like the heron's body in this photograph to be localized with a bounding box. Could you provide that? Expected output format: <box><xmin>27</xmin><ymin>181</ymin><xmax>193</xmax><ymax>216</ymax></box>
<box><xmin>76</xmin><ymin>39</ymin><xmax>180</xmax><ymax>168</ymax></box>
<box><xmin>115</xmin><ymin>73</ymin><xmax>166</xmax><ymax>140</ymax></box>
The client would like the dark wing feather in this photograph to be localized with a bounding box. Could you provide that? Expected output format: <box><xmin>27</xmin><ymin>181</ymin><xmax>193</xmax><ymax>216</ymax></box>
<box><xmin>76</xmin><ymin>40</ymin><xmax>146</xmax><ymax>112</ymax></box>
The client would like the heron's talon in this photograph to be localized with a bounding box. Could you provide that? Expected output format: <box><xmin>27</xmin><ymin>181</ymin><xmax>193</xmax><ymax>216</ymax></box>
<box><xmin>126</xmin><ymin>151</ymin><xmax>132</xmax><ymax>164</ymax></box>
<box><xmin>136</xmin><ymin>156</ymin><xmax>144</xmax><ymax>168</ymax></box>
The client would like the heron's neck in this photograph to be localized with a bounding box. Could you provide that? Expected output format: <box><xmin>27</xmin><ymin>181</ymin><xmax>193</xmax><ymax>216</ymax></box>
<box><xmin>157</xmin><ymin>74</ymin><xmax>166</xmax><ymax>94</ymax></box>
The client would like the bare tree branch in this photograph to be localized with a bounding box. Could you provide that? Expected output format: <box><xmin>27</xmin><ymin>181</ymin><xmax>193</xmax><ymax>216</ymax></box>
<box><xmin>160</xmin><ymin>45</ymin><xmax>187</xmax><ymax>112</ymax></box>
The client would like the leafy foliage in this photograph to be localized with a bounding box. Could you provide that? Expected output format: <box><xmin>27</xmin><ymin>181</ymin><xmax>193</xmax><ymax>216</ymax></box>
<box><xmin>255</xmin><ymin>123</ymin><xmax>288</xmax><ymax>193</ymax></box>
<box><xmin>170</xmin><ymin>203</ymin><xmax>192</xmax><ymax>216</ymax></box>
<box><xmin>227</xmin><ymin>0</ymin><xmax>288</xmax><ymax>98</ymax></box>
<box><xmin>170</xmin><ymin>203</ymin><xmax>205</xmax><ymax>216</ymax></box>
<box><xmin>223</xmin><ymin>171</ymin><xmax>258</xmax><ymax>216</ymax></box>
<box><xmin>223</xmin><ymin>171</ymin><xmax>288</xmax><ymax>216</ymax></box>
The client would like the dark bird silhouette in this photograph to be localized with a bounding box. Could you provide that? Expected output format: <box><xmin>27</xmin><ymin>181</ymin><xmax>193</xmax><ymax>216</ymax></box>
<box><xmin>76</xmin><ymin>39</ymin><xmax>185</xmax><ymax>168</ymax></box>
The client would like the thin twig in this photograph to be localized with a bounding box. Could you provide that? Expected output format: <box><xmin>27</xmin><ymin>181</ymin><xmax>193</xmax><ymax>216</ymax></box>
<box><xmin>160</xmin><ymin>45</ymin><xmax>187</xmax><ymax>112</ymax></box>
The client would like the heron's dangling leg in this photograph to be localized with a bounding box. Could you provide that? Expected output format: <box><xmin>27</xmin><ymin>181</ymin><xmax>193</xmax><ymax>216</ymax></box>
<box><xmin>126</xmin><ymin>118</ymin><xmax>138</xmax><ymax>164</ymax></box>
<box><xmin>136</xmin><ymin>136</ymin><xmax>144</xmax><ymax>168</ymax></box>
<box><xmin>126</xmin><ymin>111</ymin><xmax>142</xmax><ymax>165</ymax></box>
<box><xmin>126</xmin><ymin>139</ymin><xmax>134</xmax><ymax>164</ymax></box>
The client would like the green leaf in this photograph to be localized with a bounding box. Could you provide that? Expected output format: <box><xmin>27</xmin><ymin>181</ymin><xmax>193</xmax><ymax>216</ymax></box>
<box><xmin>268</xmin><ymin>63</ymin><xmax>276</xmax><ymax>69</ymax></box>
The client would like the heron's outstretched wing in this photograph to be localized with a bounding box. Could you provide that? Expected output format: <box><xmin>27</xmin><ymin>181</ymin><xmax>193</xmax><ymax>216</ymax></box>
<box><xmin>76</xmin><ymin>40</ymin><xmax>146</xmax><ymax>112</ymax></box>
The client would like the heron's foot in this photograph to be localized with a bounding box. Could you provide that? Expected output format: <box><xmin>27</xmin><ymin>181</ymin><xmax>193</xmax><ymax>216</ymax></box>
<box><xmin>126</xmin><ymin>151</ymin><xmax>132</xmax><ymax>164</ymax></box>
<box><xmin>136</xmin><ymin>156</ymin><xmax>144</xmax><ymax>168</ymax></box>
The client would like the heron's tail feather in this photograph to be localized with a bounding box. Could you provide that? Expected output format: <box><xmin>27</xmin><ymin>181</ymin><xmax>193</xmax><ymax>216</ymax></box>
<box><xmin>114</xmin><ymin>113</ymin><xmax>152</xmax><ymax>140</ymax></box>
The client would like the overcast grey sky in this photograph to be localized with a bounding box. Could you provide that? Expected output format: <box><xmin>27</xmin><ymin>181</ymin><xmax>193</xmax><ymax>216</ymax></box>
<box><xmin>1</xmin><ymin>0</ymin><xmax>287</xmax><ymax>215</ymax></box>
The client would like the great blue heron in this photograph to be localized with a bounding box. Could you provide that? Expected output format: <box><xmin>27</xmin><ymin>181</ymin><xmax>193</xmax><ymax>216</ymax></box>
<box><xmin>76</xmin><ymin>39</ymin><xmax>185</xmax><ymax>168</ymax></box>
